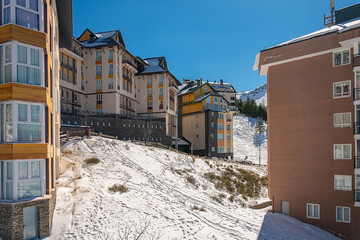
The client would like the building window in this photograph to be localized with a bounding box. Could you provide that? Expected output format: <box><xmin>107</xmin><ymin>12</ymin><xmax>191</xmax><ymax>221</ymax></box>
<box><xmin>217</xmin><ymin>124</ymin><xmax>223</xmax><ymax>129</ymax></box>
<box><xmin>109</xmin><ymin>64</ymin><xmax>113</xmax><ymax>75</ymax></box>
<box><xmin>147</xmin><ymin>101</ymin><xmax>152</xmax><ymax>111</ymax></box>
<box><xmin>108</xmin><ymin>49</ymin><xmax>113</xmax><ymax>60</ymax></box>
<box><xmin>96</xmin><ymin>79</ymin><xmax>102</xmax><ymax>91</ymax></box>
<box><xmin>211</xmin><ymin>147</ymin><xmax>215</xmax><ymax>152</ymax></box>
<box><xmin>0</xmin><ymin>43</ymin><xmax>43</xmax><ymax>86</ymax></box>
<box><xmin>159</xmin><ymin>75</ymin><xmax>163</xmax><ymax>85</ymax></box>
<box><xmin>333</xmin><ymin>80</ymin><xmax>351</xmax><ymax>98</ymax></box>
<box><xmin>227</xmin><ymin>147</ymin><xmax>230</xmax><ymax>153</ymax></box>
<box><xmin>226</xmin><ymin>124</ymin><xmax>230</xmax><ymax>130</ymax></box>
<box><xmin>218</xmin><ymin>113</ymin><xmax>223</xmax><ymax>119</ymax></box>
<box><xmin>74</xmin><ymin>94</ymin><xmax>78</xmax><ymax>102</ymax></box>
<box><xmin>306</xmin><ymin>203</ymin><xmax>320</xmax><ymax>219</ymax></box>
<box><xmin>0</xmin><ymin>101</ymin><xmax>43</xmax><ymax>143</ymax></box>
<box><xmin>211</xmin><ymin>122</ymin><xmax>215</xmax><ymax>127</ymax></box>
<box><xmin>147</xmin><ymin>76</ymin><xmax>152</xmax><ymax>85</ymax></box>
<box><xmin>109</xmin><ymin>79</ymin><xmax>114</xmax><ymax>89</ymax></box>
<box><xmin>334</xmin><ymin>113</ymin><xmax>351</xmax><ymax>128</ymax></box>
<box><xmin>336</xmin><ymin>206</ymin><xmax>350</xmax><ymax>223</ymax></box>
<box><xmin>0</xmin><ymin>159</ymin><xmax>45</xmax><ymax>201</ymax></box>
<box><xmin>217</xmin><ymin>147</ymin><xmax>224</xmax><ymax>153</ymax></box>
<box><xmin>333</xmin><ymin>50</ymin><xmax>350</xmax><ymax>66</ymax></box>
<box><xmin>96</xmin><ymin>65</ymin><xmax>102</xmax><ymax>76</ymax></box>
<box><xmin>334</xmin><ymin>144</ymin><xmax>351</xmax><ymax>159</ymax></box>
<box><xmin>334</xmin><ymin>175</ymin><xmax>352</xmax><ymax>191</ymax></box>
<box><xmin>96</xmin><ymin>109</ymin><xmax>102</xmax><ymax>114</ymax></box>
<box><xmin>147</xmin><ymin>89</ymin><xmax>152</xmax><ymax>98</ymax></box>
<box><xmin>227</xmin><ymin>134</ymin><xmax>230</xmax><ymax>140</ymax></box>
<box><xmin>96</xmin><ymin>94</ymin><xmax>102</xmax><ymax>105</ymax></box>
<box><xmin>218</xmin><ymin>134</ymin><xmax>223</xmax><ymax>140</ymax></box>
<box><xmin>2</xmin><ymin>0</ymin><xmax>41</xmax><ymax>31</ymax></box>
<box><xmin>159</xmin><ymin>88</ymin><xmax>163</xmax><ymax>97</ymax></box>
<box><xmin>96</xmin><ymin>50</ymin><xmax>102</xmax><ymax>62</ymax></box>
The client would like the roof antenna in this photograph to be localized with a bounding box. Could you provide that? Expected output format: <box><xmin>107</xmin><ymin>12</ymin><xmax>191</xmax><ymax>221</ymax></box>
<box><xmin>324</xmin><ymin>0</ymin><xmax>335</xmax><ymax>27</ymax></box>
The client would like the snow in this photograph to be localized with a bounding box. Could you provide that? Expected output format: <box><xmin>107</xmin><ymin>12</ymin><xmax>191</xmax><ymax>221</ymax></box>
<box><xmin>233</xmin><ymin>115</ymin><xmax>268</xmax><ymax>165</ymax></box>
<box><xmin>237</xmin><ymin>84</ymin><xmax>267</xmax><ymax>107</ymax></box>
<box><xmin>45</xmin><ymin>137</ymin><xmax>339</xmax><ymax>240</ymax></box>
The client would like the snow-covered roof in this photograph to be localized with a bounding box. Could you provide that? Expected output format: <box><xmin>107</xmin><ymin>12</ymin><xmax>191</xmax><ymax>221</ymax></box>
<box><xmin>78</xmin><ymin>30</ymin><xmax>125</xmax><ymax>48</ymax></box>
<box><xmin>209</xmin><ymin>82</ymin><xmax>236</xmax><ymax>93</ymax></box>
<box><xmin>137</xmin><ymin>57</ymin><xmax>167</xmax><ymax>75</ymax></box>
<box><xmin>264</xmin><ymin>17</ymin><xmax>360</xmax><ymax>51</ymax></box>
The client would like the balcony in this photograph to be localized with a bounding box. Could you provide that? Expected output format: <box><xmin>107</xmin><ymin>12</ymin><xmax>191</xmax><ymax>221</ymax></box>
<box><xmin>122</xmin><ymin>60</ymin><xmax>137</xmax><ymax>70</ymax></box>
<box><xmin>354</xmin><ymin>122</ymin><xmax>360</xmax><ymax>135</ymax></box>
<box><xmin>355</xmin><ymin>190</ymin><xmax>360</xmax><ymax>203</ymax></box>
<box><xmin>355</xmin><ymin>157</ymin><xmax>360</xmax><ymax>168</ymax></box>
<box><xmin>354</xmin><ymin>54</ymin><xmax>360</xmax><ymax>68</ymax></box>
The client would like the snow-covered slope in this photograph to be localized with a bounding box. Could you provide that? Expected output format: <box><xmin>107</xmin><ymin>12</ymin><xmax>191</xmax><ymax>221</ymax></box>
<box><xmin>46</xmin><ymin>137</ymin><xmax>339</xmax><ymax>240</ymax></box>
<box><xmin>237</xmin><ymin>84</ymin><xmax>267</xmax><ymax>107</ymax></box>
<box><xmin>233</xmin><ymin>115</ymin><xmax>268</xmax><ymax>165</ymax></box>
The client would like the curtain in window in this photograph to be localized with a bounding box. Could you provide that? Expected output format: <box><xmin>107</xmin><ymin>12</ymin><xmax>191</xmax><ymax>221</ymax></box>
<box><xmin>16</xmin><ymin>8</ymin><xmax>39</xmax><ymax>31</ymax></box>
<box><xmin>5</xmin><ymin>124</ymin><xmax>13</xmax><ymax>142</ymax></box>
<box><xmin>19</xmin><ymin>161</ymin><xmax>28</xmax><ymax>179</ymax></box>
<box><xmin>18</xmin><ymin>180</ymin><xmax>41</xmax><ymax>199</ymax></box>
<box><xmin>17</xmin><ymin>124</ymin><xmax>41</xmax><ymax>142</ymax></box>
<box><xmin>18</xmin><ymin>104</ymin><xmax>28</xmax><ymax>121</ymax></box>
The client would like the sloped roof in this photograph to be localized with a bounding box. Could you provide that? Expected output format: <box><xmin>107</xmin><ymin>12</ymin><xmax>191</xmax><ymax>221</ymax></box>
<box><xmin>209</xmin><ymin>82</ymin><xmax>236</xmax><ymax>93</ymax></box>
<box><xmin>137</xmin><ymin>57</ymin><xmax>181</xmax><ymax>85</ymax></box>
<box><xmin>263</xmin><ymin>17</ymin><xmax>360</xmax><ymax>52</ymax></box>
<box><xmin>77</xmin><ymin>29</ymin><xmax>125</xmax><ymax>48</ymax></box>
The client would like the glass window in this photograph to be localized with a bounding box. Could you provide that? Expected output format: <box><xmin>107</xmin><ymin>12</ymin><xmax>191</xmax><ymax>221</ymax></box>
<box><xmin>108</xmin><ymin>79</ymin><xmax>114</xmax><ymax>89</ymax></box>
<box><xmin>333</xmin><ymin>81</ymin><xmax>351</xmax><ymax>98</ymax></box>
<box><xmin>16</xmin><ymin>8</ymin><xmax>39</xmax><ymax>31</ymax></box>
<box><xmin>307</xmin><ymin>203</ymin><xmax>320</xmax><ymax>219</ymax></box>
<box><xmin>6</xmin><ymin>104</ymin><xmax>12</xmax><ymax>121</ymax></box>
<box><xmin>19</xmin><ymin>161</ymin><xmax>28</xmax><ymax>179</ymax></box>
<box><xmin>18</xmin><ymin>104</ymin><xmax>28</xmax><ymax>121</ymax></box>
<box><xmin>334</xmin><ymin>175</ymin><xmax>352</xmax><ymax>191</ymax></box>
<box><xmin>109</xmin><ymin>64</ymin><xmax>113</xmax><ymax>75</ymax></box>
<box><xmin>336</xmin><ymin>206</ymin><xmax>350</xmax><ymax>223</ymax></box>
<box><xmin>334</xmin><ymin>50</ymin><xmax>350</xmax><ymax>66</ymax></box>
<box><xmin>334</xmin><ymin>113</ymin><xmax>351</xmax><ymax>128</ymax></box>
<box><xmin>18</xmin><ymin>180</ymin><xmax>41</xmax><ymax>199</ymax></box>
<box><xmin>17</xmin><ymin>124</ymin><xmax>41</xmax><ymax>142</ymax></box>
<box><xmin>7</xmin><ymin>162</ymin><xmax>12</xmax><ymax>179</ymax></box>
<box><xmin>4</xmin><ymin>0</ymin><xmax>10</xmax><ymax>5</ymax></box>
<box><xmin>108</xmin><ymin>49</ymin><xmax>113</xmax><ymax>60</ymax></box>
<box><xmin>29</xmin><ymin>0</ymin><xmax>38</xmax><ymax>11</ymax></box>
<box><xmin>159</xmin><ymin>88</ymin><xmax>163</xmax><ymax>97</ymax></box>
<box><xmin>31</xmin><ymin>105</ymin><xmax>40</xmax><ymax>122</ymax></box>
<box><xmin>5</xmin><ymin>45</ymin><xmax>11</xmax><ymax>63</ymax></box>
<box><xmin>147</xmin><ymin>88</ymin><xmax>152</xmax><ymax>97</ymax></box>
<box><xmin>96</xmin><ymin>80</ymin><xmax>102</xmax><ymax>90</ymax></box>
<box><xmin>16</xmin><ymin>0</ymin><xmax>26</xmax><ymax>7</ymax></box>
<box><xmin>17</xmin><ymin>45</ymin><xmax>27</xmax><ymax>64</ymax></box>
<box><xmin>30</xmin><ymin>48</ymin><xmax>39</xmax><ymax>66</ymax></box>
<box><xmin>96</xmin><ymin>51</ymin><xmax>102</xmax><ymax>61</ymax></box>
<box><xmin>159</xmin><ymin>76</ymin><xmax>163</xmax><ymax>85</ymax></box>
<box><xmin>31</xmin><ymin>161</ymin><xmax>40</xmax><ymax>178</ymax></box>
<box><xmin>334</xmin><ymin>144</ymin><xmax>351</xmax><ymax>159</ymax></box>
<box><xmin>96</xmin><ymin>65</ymin><xmax>102</xmax><ymax>76</ymax></box>
<box><xmin>147</xmin><ymin>76</ymin><xmax>152</xmax><ymax>85</ymax></box>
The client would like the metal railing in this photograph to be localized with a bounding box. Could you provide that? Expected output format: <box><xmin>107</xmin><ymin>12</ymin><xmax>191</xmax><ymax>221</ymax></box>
<box><xmin>354</xmin><ymin>122</ymin><xmax>360</xmax><ymax>134</ymax></box>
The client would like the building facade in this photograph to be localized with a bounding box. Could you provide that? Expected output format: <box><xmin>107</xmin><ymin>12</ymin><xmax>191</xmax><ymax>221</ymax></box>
<box><xmin>255</xmin><ymin>4</ymin><xmax>360</xmax><ymax>239</ymax></box>
<box><xmin>208</xmin><ymin>79</ymin><xmax>237</xmax><ymax>107</ymax></box>
<box><xmin>178</xmin><ymin>80</ymin><xmax>234</xmax><ymax>158</ymax></box>
<box><xmin>0</xmin><ymin>0</ymin><xmax>70</xmax><ymax>239</ymax></box>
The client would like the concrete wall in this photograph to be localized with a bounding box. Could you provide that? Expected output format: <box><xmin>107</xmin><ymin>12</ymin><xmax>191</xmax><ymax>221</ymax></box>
<box><xmin>61</xmin><ymin>115</ymin><xmax>172</xmax><ymax>146</ymax></box>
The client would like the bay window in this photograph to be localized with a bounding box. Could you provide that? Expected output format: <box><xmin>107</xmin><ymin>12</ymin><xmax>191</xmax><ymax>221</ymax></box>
<box><xmin>0</xmin><ymin>159</ymin><xmax>45</xmax><ymax>201</ymax></box>
<box><xmin>0</xmin><ymin>101</ymin><xmax>44</xmax><ymax>143</ymax></box>
<box><xmin>2</xmin><ymin>0</ymin><xmax>42</xmax><ymax>31</ymax></box>
<box><xmin>0</xmin><ymin>42</ymin><xmax>43</xmax><ymax>86</ymax></box>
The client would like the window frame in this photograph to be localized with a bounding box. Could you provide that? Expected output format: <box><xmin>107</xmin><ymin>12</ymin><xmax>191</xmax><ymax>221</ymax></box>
<box><xmin>0</xmin><ymin>159</ymin><xmax>45</xmax><ymax>201</ymax></box>
<box><xmin>333</xmin><ymin>144</ymin><xmax>351</xmax><ymax>160</ymax></box>
<box><xmin>336</xmin><ymin>206</ymin><xmax>351</xmax><ymax>223</ymax></box>
<box><xmin>333</xmin><ymin>49</ymin><xmax>351</xmax><ymax>67</ymax></box>
<box><xmin>334</xmin><ymin>112</ymin><xmax>351</xmax><ymax>128</ymax></box>
<box><xmin>334</xmin><ymin>175</ymin><xmax>352</xmax><ymax>191</ymax></box>
<box><xmin>0</xmin><ymin>41</ymin><xmax>44</xmax><ymax>86</ymax></box>
<box><xmin>333</xmin><ymin>80</ymin><xmax>351</xmax><ymax>99</ymax></box>
<box><xmin>306</xmin><ymin>203</ymin><xmax>320</xmax><ymax>219</ymax></box>
<box><xmin>0</xmin><ymin>101</ymin><xmax>44</xmax><ymax>143</ymax></box>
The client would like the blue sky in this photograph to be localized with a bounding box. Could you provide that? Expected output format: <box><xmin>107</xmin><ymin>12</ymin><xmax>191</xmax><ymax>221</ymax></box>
<box><xmin>73</xmin><ymin>0</ymin><xmax>360</xmax><ymax>92</ymax></box>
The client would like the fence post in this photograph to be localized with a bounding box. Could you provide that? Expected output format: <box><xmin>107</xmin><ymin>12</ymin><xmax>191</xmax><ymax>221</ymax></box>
<box><xmin>66</xmin><ymin>131</ymin><xmax>69</xmax><ymax>141</ymax></box>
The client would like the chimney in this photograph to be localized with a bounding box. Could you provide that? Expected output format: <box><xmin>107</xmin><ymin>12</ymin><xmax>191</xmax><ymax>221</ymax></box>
<box><xmin>220</xmin><ymin>79</ymin><xmax>223</xmax><ymax>85</ymax></box>
<box><xmin>196</xmin><ymin>79</ymin><xmax>200</xmax><ymax>86</ymax></box>
<box><xmin>200</xmin><ymin>78</ymin><xmax>203</xmax><ymax>84</ymax></box>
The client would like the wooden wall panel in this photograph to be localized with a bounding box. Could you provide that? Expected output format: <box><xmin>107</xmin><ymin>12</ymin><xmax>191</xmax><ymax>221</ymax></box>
<box><xmin>0</xmin><ymin>24</ymin><xmax>46</xmax><ymax>49</ymax></box>
<box><xmin>0</xmin><ymin>83</ymin><xmax>47</xmax><ymax>103</ymax></box>
<box><xmin>0</xmin><ymin>143</ymin><xmax>50</xmax><ymax>160</ymax></box>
